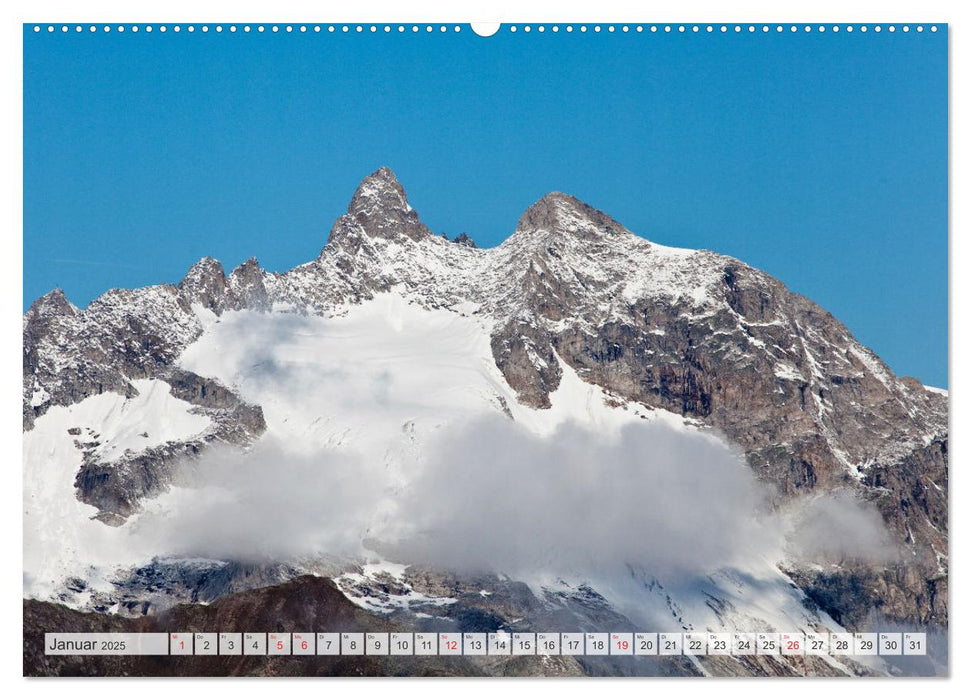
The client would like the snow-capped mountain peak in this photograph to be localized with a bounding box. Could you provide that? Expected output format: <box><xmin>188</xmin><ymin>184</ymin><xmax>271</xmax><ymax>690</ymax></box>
<box><xmin>511</xmin><ymin>190</ymin><xmax>632</xmax><ymax>247</ymax></box>
<box><xmin>326</xmin><ymin>166</ymin><xmax>432</xmax><ymax>251</ymax></box>
<box><xmin>348</xmin><ymin>165</ymin><xmax>412</xmax><ymax>215</ymax></box>
<box><xmin>25</xmin><ymin>287</ymin><xmax>78</xmax><ymax>323</ymax></box>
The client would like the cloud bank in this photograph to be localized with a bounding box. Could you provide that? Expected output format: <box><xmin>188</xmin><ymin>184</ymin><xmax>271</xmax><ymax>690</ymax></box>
<box><xmin>382</xmin><ymin>416</ymin><xmax>778</xmax><ymax>579</ymax></box>
<box><xmin>131</xmin><ymin>439</ymin><xmax>380</xmax><ymax>562</ymax></box>
<box><xmin>130</xmin><ymin>412</ymin><xmax>896</xmax><ymax>582</ymax></box>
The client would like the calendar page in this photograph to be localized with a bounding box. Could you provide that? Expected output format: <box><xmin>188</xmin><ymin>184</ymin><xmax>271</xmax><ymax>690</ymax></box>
<box><xmin>22</xmin><ymin>20</ymin><xmax>947</xmax><ymax>678</ymax></box>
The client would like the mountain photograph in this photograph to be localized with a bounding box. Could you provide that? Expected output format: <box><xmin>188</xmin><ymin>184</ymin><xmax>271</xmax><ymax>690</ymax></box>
<box><xmin>22</xmin><ymin>21</ymin><xmax>947</xmax><ymax>680</ymax></box>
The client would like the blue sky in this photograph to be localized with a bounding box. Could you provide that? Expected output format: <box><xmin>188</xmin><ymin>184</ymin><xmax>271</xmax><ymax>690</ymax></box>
<box><xmin>23</xmin><ymin>24</ymin><xmax>947</xmax><ymax>387</ymax></box>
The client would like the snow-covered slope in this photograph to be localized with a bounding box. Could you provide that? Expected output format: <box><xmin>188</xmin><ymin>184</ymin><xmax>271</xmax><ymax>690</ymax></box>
<box><xmin>178</xmin><ymin>294</ymin><xmax>688</xmax><ymax>449</ymax></box>
<box><xmin>23</xmin><ymin>379</ymin><xmax>211</xmax><ymax>602</ymax></box>
<box><xmin>23</xmin><ymin>292</ymin><xmax>697</xmax><ymax>593</ymax></box>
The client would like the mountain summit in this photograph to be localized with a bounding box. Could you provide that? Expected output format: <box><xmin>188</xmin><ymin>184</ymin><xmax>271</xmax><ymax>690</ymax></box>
<box><xmin>513</xmin><ymin>191</ymin><xmax>630</xmax><ymax>245</ymax></box>
<box><xmin>326</xmin><ymin>166</ymin><xmax>432</xmax><ymax>252</ymax></box>
<box><xmin>348</xmin><ymin>166</ymin><xmax>411</xmax><ymax>217</ymax></box>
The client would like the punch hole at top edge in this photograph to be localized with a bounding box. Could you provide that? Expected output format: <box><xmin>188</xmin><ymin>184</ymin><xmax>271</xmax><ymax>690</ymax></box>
<box><xmin>471</xmin><ymin>23</ymin><xmax>501</xmax><ymax>37</ymax></box>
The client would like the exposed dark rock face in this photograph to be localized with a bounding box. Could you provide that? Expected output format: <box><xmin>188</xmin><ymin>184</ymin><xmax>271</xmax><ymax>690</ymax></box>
<box><xmin>75</xmin><ymin>440</ymin><xmax>204</xmax><ymax>524</ymax></box>
<box><xmin>453</xmin><ymin>232</ymin><xmax>477</xmax><ymax>248</ymax></box>
<box><xmin>25</xmin><ymin>290</ymin><xmax>142</xmax><ymax>430</ymax></box>
<box><xmin>23</xmin><ymin>167</ymin><xmax>947</xmax><ymax>634</ymax></box>
<box><xmin>226</xmin><ymin>258</ymin><xmax>271</xmax><ymax>311</ymax></box>
<box><xmin>178</xmin><ymin>256</ymin><xmax>227</xmax><ymax>313</ymax></box>
<box><xmin>55</xmin><ymin>559</ymin><xmax>336</xmax><ymax>616</ymax></box>
<box><xmin>326</xmin><ymin>166</ymin><xmax>432</xmax><ymax>249</ymax></box>
<box><xmin>490</xmin><ymin>319</ymin><xmax>562</xmax><ymax>408</ymax></box>
<box><xmin>71</xmin><ymin>370</ymin><xmax>265</xmax><ymax>522</ymax></box>
<box><xmin>179</xmin><ymin>255</ymin><xmax>272</xmax><ymax>313</ymax></box>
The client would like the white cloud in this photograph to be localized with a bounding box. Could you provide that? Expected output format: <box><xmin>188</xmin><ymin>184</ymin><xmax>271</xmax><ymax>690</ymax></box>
<box><xmin>381</xmin><ymin>416</ymin><xmax>779</xmax><ymax>580</ymax></box>
<box><xmin>132</xmin><ymin>410</ymin><xmax>897</xmax><ymax>583</ymax></box>
<box><xmin>131</xmin><ymin>439</ymin><xmax>380</xmax><ymax>562</ymax></box>
<box><xmin>780</xmin><ymin>491</ymin><xmax>898</xmax><ymax>565</ymax></box>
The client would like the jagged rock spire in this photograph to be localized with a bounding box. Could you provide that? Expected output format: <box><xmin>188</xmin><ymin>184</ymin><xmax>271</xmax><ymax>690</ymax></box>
<box><xmin>325</xmin><ymin>167</ymin><xmax>432</xmax><ymax>254</ymax></box>
<box><xmin>179</xmin><ymin>257</ymin><xmax>227</xmax><ymax>312</ymax></box>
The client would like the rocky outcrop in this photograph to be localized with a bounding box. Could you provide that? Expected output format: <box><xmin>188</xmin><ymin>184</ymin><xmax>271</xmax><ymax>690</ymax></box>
<box><xmin>452</xmin><ymin>233</ymin><xmax>477</xmax><ymax>248</ymax></box>
<box><xmin>75</xmin><ymin>439</ymin><xmax>204</xmax><ymax>525</ymax></box>
<box><xmin>226</xmin><ymin>258</ymin><xmax>271</xmax><ymax>311</ymax></box>
<box><xmin>178</xmin><ymin>257</ymin><xmax>227</xmax><ymax>312</ymax></box>
<box><xmin>490</xmin><ymin>319</ymin><xmax>562</xmax><ymax>408</ymax></box>
<box><xmin>74</xmin><ymin>371</ymin><xmax>265</xmax><ymax>522</ymax></box>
